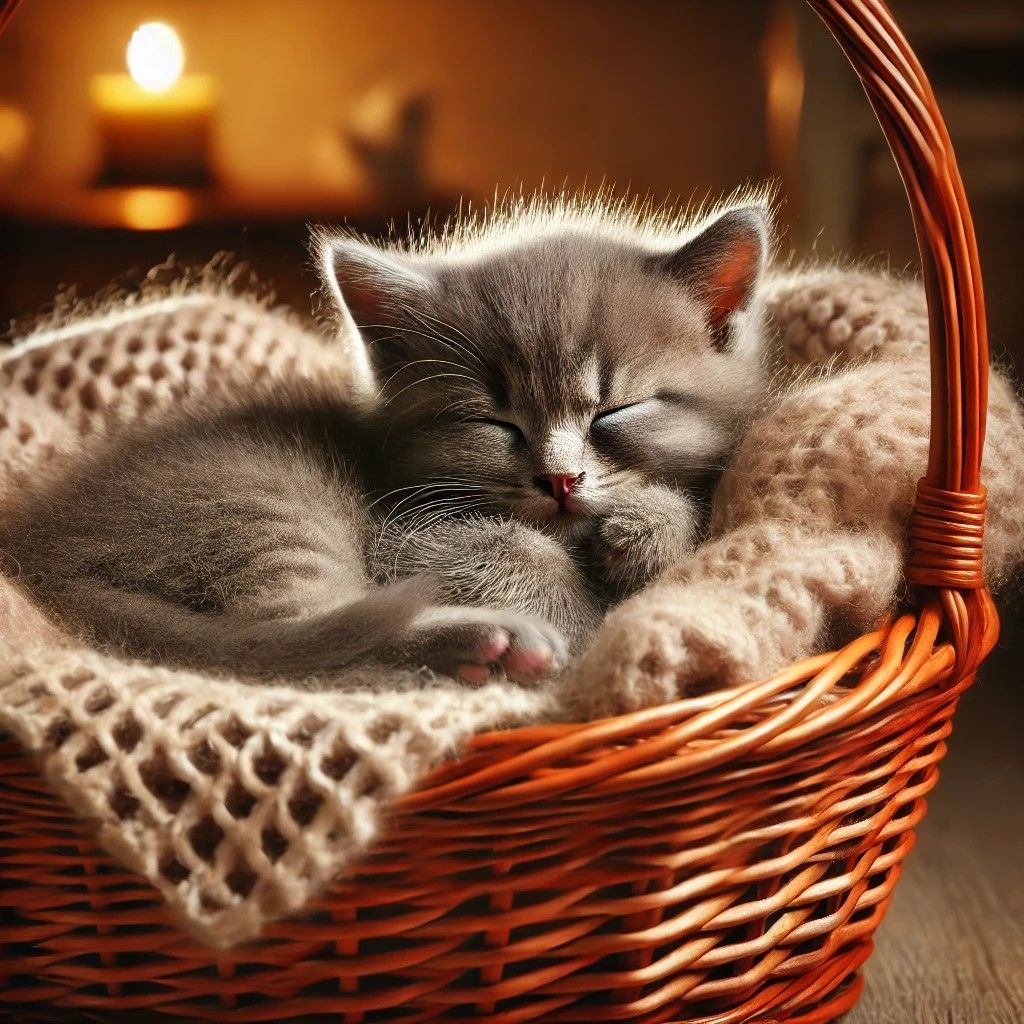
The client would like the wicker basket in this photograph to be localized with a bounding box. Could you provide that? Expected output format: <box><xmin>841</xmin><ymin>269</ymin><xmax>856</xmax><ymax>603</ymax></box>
<box><xmin>0</xmin><ymin>0</ymin><xmax>999</xmax><ymax>1020</ymax></box>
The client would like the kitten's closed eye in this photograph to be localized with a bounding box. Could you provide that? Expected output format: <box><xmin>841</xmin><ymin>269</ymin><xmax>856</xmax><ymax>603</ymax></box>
<box><xmin>592</xmin><ymin>393</ymin><xmax>701</xmax><ymax>431</ymax></box>
<box><xmin>470</xmin><ymin>417</ymin><xmax>525</xmax><ymax>440</ymax></box>
<box><xmin>592</xmin><ymin>402</ymin><xmax>642</xmax><ymax>425</ymax></box>
<box><xmin>591</xmin><ymin>400</ymin><xmax>658</xmax><ymax>430</ymax></box>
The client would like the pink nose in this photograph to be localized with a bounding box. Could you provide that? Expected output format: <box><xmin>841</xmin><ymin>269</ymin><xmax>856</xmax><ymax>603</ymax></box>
<box><xmin>536</xmin><ymin>472</ymin><xmax>582</xmax><ymax>507</ymax></box>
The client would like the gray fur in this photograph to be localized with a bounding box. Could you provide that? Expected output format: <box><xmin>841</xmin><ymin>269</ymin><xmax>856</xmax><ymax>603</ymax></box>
<box><xmin>1</xmin><ymin>198</ymin><xmax>771</xmax><ymax>687</ymax></box>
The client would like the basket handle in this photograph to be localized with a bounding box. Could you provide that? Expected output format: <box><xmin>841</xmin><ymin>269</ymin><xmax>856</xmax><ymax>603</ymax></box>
<box><xmin>808</xmin><ymin>2</ymin><xmax>991</xmax><ymax>594</ymax></box>
<box><xmin>808</xmin><ymin>0</ymin><xmax>998</xmax><ymax>669</ymax></box>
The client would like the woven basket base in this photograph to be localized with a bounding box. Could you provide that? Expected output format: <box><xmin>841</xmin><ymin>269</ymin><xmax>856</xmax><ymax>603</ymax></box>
<box><xmin>1</xmin><ymin>657</ymin><xmax>962</xmax><ymax>1023</ymax></box>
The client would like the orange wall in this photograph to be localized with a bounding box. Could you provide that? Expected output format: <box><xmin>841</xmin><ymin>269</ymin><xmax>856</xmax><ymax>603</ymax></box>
<box><xmin>0</xmin><ymin>0</ymin><xmax>771</xmax><ymax>203</ymax></box>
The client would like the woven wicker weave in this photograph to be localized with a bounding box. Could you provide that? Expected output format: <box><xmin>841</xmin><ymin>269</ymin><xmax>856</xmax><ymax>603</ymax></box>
<box><xmin>0</xmin><ymin>0</ymin><xmax>998</xmax><ymax>1020</ymax></box>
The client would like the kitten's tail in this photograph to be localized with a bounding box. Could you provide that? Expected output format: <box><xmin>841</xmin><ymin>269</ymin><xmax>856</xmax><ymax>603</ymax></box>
<box><xmin>47</xmin><ymin>576</ymin><xmax>436</xmax><ymax>683</ymax></box>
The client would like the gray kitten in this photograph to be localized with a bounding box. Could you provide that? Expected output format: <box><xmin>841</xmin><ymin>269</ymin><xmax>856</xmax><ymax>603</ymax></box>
<box><xmin>1</xmin><ymin>197</ymin><xmax>769</xmax><ymax>687</ymax></box>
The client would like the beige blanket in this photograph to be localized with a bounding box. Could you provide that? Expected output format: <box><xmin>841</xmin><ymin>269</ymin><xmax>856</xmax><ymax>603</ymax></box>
<box><xmin>2</xmin><ymin>264</ymin><xmax>1021</xmax><ymax>946</ymax></box>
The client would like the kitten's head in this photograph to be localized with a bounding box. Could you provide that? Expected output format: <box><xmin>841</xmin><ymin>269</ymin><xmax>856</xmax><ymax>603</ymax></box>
<box><xmin>318</xmin><ymin>195</ymin><xmax>771</xmax><ymax>538</ymax></box>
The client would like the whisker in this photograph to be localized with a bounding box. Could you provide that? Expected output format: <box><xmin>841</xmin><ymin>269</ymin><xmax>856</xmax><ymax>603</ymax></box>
<box><xmin>371</xmin><ymin>478</ymin><xmax>486</xmax><ymax>527</ymax></box>
<box><xmin>371</xmin><ymin>485</ymin><xmax>459</xmax><ymax>558</ymax></box>
<box><xmin>388</xmin><ymin>500</ymin><xmax>491</xmax><ymax>577</ymax></box>
<box><xmin>392</xmin><ymin>498</ymin><xmax>487</xmax><ymax>537</ymax></box>
<box><xmin>378</xmin><ymin>357</ymin><xmax>471</xmax><ymax>394</ymax></box>
<box><xmin>366</xmin><ymin>480</ymin><xmax>469</xmax><ymax>512</ymax></box>
<box><xmin>383</xmin><ymin>371</ymin><xmax>480</xmax><ymax>409</ymax></box>
<box><xmin>365</xmin><ymin>481</ymin><xmax>446</xmax><ymax>511</ymax></box>
<box><xmin>432</xmin><ymin>399</ymin><xmax>480</xmax><ymax>424</ymax></box>
<box><xmin>413</xmin><ymin>309</ymin><xmax>483</xmax><ymax>354</ymax></box>
<box><xmin>406</xmin><ymin>309</ymin><xmax>491</xmax><ymax>374</ymax></box>
<box><xmin>357</xmin><ymin>321</ymin><xmax>488</xmax><ymax>374</ymax></box>
<box><xmin>360</xmin><ymin>311</ymin><xmax>493</xmax><ymax>380</ymax></box>
<box><xmin>386</xmin><ymin>495</ymin><xmax>478</xmax><ymax>530</ymax></box>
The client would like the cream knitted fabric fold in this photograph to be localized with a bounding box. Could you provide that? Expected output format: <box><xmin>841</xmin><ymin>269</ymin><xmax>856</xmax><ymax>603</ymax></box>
<box><xmin>572</xmin><ymin>268</ymin><xmax>1024</xmax><ymax>714</ymax></box>
<box><xmin>1</xmin><ymin>266</ymin><xmax>1022</xmax><ymax>945</ymax></box>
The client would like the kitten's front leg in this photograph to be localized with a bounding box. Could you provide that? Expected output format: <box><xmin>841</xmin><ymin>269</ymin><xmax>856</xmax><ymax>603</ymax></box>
<box><xmin>374</xmin><ymin>517</ymin><xmax>605</xmax><ymax>653</ymax></box>
<box><xmin>594</xmin><ymin>484</ymin><xmax>701</xmax><ymax>598</ymax></box>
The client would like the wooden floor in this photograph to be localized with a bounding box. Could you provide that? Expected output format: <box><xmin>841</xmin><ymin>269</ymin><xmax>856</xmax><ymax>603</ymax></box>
<box><xmin>845</xmin><ymin>599</ymin><xmax>1024</xmax><ymax>1024</ymax></box>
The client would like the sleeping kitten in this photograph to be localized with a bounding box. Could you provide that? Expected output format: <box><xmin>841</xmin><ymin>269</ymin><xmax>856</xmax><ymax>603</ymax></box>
<box><xmin>1</xmin><ymin>198</ymin><xmax>770</xmax><ymax>686</ymax></box>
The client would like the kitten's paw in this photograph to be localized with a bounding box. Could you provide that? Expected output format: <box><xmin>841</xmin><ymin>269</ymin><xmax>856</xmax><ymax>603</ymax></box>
<box><xmin>399</xmin><ymin>607</ymin><xmax>568</xmax><ymax>685</ymax></box>
<box><xmin>596</xmin><ymin>487</ymin><xmax>699</xmax><ymax>597</ymax></box>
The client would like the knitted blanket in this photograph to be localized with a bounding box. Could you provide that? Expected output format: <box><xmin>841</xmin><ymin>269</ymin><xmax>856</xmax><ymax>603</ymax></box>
<box><xmin>2</xmin><ymin>265</ymin><xmax>1022</xmax><ymax>947</ymax></box>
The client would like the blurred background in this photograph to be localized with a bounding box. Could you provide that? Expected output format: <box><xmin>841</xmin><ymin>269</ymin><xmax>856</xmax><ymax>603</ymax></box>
<box><xmin>0</xmin><ymin>3</ymin><xmax>1022</xmax><ymax>1017</ymax></box>
<box><xmin>0</xmin><ymin>0</ymin><xmax>1022</xmax><ymax>373</ymax></box>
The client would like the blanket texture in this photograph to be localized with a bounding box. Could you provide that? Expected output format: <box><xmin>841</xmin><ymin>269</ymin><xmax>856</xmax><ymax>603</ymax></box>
<box><xmin>1</xmin><ymin>265</ymin><xmax>1022</xmax><ymax>947</ymax></box>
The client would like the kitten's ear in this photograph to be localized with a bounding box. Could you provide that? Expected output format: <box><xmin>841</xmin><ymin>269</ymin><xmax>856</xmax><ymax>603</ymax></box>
<box><xmin>321</xmin><ymin>236</ymin><xmax>431</xmax><ymax>326</ymax></box>
<box><xmin>650</xmin><ymin>206</ymin><xmax>769</xmax><ymax>348</ymax></box>
<box><xmin>319</xmin><ymin>235</ymin><xmax>433</xmax><ymax>398</ymax></box>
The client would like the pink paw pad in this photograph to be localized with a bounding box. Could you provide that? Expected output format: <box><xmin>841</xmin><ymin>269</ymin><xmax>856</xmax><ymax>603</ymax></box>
<box><xmin>479</xmin><ymin>630</ymin><xmax>510</xmax><ymax>662</ymax></box>
<box><xmin>457</xmin><ymin>663</ymin><xmax>491</xmax><ymax>685</ymax></box>
<box><xmin>504</xmin><ymin>647</ymin><xmax>553</xmax><ymax>677</ymax></box>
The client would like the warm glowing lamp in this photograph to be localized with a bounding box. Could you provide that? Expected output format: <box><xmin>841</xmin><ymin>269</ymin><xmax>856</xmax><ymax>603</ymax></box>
<box><xmin>92</xmin><ymin>22</ymin><xmax>215</xmax><ymax>188</ymax></box>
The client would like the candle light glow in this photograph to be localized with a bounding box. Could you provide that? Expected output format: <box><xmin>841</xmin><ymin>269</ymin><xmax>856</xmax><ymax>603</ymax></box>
<box><xmin>119</xmin><ymin>187</ymin><xmax>193</xmax><ymax>230</ymax></box>
<box><xmin>92</xmin><ymin>22</ymin><xmax>215</xmax><ymax>190</ymax></box>
<box><xmin>127</xmin><ymin>22</ymin><xmax>185</xmax><ymax>94</ymax></box>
